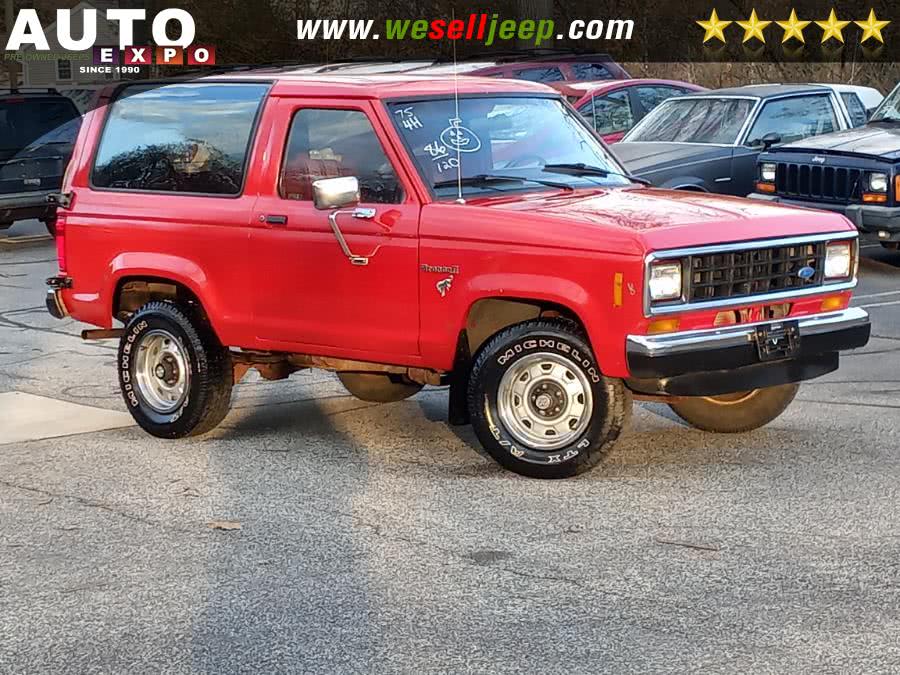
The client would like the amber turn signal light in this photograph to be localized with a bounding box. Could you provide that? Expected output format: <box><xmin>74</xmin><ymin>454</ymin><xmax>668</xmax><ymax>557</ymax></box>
<box><xmin>820</xmin><ymin>295</ymin><xmax>848</xmax><ymax>312</ymax></box>
<box><xmin>756</xmin><ymin>181</ymin><xmax>776</xmax><ymax>193</ymax></box>
<box><xmin>647</xmin><ymin>318</ymin><xmax>680</xmax><ymax>334</ymax></box>
<box><xmin>863</xmin><ymin>192</ymin><xmax>888</xmax><ymax>203</ymax></box>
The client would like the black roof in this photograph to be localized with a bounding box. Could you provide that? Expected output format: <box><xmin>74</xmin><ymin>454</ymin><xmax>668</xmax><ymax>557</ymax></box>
<box><xmin>681</xmin><ymin>83</ymin><xmax>829</xmax><ymax>99</ymax></box>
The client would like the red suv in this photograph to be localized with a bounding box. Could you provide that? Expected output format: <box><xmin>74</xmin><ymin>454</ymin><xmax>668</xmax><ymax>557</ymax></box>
<box><xmin>46</xmin><ymin>74</ymin><xmax>870</xmax><ymax>478</ymax></box>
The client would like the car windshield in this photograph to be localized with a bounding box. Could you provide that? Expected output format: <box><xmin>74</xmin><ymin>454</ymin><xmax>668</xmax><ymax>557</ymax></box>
<box><xmin>870</xmin><ymin>84</ymin><xmax>900</xmax><ymax>123</ymax></box>
<box><xmin>387</xmin><ymin>96</ymin><xmax>630</xmax><ymax>198</ymax></box>
<box><xmin>624</xmin><ymin>97</ymin><xmax>756</xmax><ymax>144</ymax></box>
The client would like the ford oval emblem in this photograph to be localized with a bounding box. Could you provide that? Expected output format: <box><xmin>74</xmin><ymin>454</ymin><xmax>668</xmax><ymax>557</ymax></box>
<box><xmin>798</xmin><ymin>266</ymin><xmax>816</xmax><ymax>280</ymax></box>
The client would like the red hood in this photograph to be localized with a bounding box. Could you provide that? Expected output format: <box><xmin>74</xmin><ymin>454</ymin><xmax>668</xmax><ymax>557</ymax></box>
<box><xmin>467</xmin><ymin>186</ymin><xmax>855</xmax><ymax>252</ymax></box>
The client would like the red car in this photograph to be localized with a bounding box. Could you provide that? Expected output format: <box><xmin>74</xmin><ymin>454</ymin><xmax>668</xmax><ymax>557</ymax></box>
<box><xmin>554</xmin><ymin>79</ymin><xmax>707</xmax><ymax>143</ymax></box>
<box><xmin>46</xmin><ymin>74</ymin><xmax>869</xmax><ymax>478</ymax></box>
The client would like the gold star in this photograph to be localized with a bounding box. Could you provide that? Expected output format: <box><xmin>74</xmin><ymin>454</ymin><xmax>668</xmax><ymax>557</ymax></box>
<box><xmin>776</xmin><ymin>9</ymin><xmax>811</xmax><ymax>43</ymax></box>
<box><xmin>736</xmin><ymin>9</ymin><xmax>772</xmax><ymax>43</ymax></box>
<box><xmin>696</xmin><ymin>9</ymin><xmax>731</xmax><ymax>43</ymax></box>
<box><xmin>816</xmin><ymin>9</ymin><xmax>851</xmax><ymax>43</ymax></box>
<box><xmin>855</xmin><ymin>9</ymin><xmax>890</xmax><ymax>44</ymax></box>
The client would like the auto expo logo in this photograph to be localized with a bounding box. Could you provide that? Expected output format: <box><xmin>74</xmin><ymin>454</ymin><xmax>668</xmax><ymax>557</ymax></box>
<box><xmin>4</xmin><ymin>7</ymin><xmax>215</xmax><ymax>67</ymax></box>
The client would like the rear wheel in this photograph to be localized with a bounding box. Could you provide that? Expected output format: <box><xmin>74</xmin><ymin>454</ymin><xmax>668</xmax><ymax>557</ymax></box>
<box><xmin>119</xmin><ymin>301</ymin><xmax>232</xmax><ymax>438</ymax></box>
<box><xmin>468</xmin><ymin>318</ymin><xmax>631</xmax><ymax>479</ymax></box>
<box><xmin>42</xmin><ymin>218</ymin><xmax>56</xmax><ymax>237</ymax></box>
<box><xmin>667</xmin><ymin>384</ymin><xmax>799</xmax><ymax>433</ymax></box>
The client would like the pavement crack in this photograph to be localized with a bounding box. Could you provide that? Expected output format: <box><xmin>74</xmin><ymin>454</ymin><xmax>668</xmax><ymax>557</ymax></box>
<box><xmin>0</xmin><ymin>478</ymin><xmax>165</xmax><ymax>529</ymax></box>
<box><xmin>796</xmin><ymin>398</ymin><xmax>900</xmax><ymax>411</ymax></box>
<box><xmin>655</xmin><ymin>537</ymin><xmax>720</xmax><ymax>552</ymax></box>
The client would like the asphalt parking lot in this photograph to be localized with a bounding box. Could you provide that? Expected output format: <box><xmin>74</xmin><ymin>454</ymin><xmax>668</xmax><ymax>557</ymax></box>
<box><xmin>2</xmin><ymin>220</ymin><xmax>900</xmax><ymax>673</ymax></box>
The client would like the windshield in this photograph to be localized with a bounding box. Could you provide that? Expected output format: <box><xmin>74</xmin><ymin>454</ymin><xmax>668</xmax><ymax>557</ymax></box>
<box><xmin>387</xmin><ymin>96</ymin><xmax>630</xmax><ymax>198</ymax></box>
<box><xmin>0</xmin><ymin>97</ymin><xmax>80</xmax><ymax>152</ymax></box>
<box><xmin>870</xmin><ymin>83</ymin><xmax>900</xmax><ymax>123</ymax></box>
<box><xmin>624</xmin><ymin>97</ymin><xmax>756</xmax><ymax>144</ymax></box>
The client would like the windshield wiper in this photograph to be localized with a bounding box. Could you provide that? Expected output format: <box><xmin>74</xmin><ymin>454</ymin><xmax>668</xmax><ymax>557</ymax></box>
<box><xmin>433</xmin><ymin>173</ymin><xmax>574</xmax><ymax>192</ymax></box>
<box><xmin>542</xmin><ymin>162</ymin><xmax>652</xmax><ymax>186</ymax></box>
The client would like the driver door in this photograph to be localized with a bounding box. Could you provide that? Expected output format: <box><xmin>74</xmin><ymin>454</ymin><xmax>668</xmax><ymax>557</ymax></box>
<box><xmin>249</xmin><ymin>99</ymin><xmax>420</xmax><ymax>357</ymax></box>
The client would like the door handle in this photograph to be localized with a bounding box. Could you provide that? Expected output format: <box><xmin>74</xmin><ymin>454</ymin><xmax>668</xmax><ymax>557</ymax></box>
<box><xmin>265</xmin><ymin>214</ymin><xmax>288</xmax><ymax>226</ymax></box>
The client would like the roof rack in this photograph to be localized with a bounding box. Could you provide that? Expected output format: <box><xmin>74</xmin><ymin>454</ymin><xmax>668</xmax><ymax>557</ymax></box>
<box><xmin>0</xmin><ymin>87</ymin><xmax>60</xmax><ymax>95</ymax></box>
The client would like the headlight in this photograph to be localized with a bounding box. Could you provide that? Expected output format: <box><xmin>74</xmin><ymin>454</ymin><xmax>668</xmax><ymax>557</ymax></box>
<box><xmin>760</xmin><ymin>162</ymin><xmax>777</xmax><ymax>182</ymax></box>
<box><xmin>648</xmin><ymin>261</ymin><xmax>682</xmax><ymax>301</ymax></box>
<box><xmin>824</xmin><ymin>241</ymin><xmax>853</xmax><ymax>280</ymax></box>
<box><xmin>868</xmin><ymin>172</ymin><xmax>888</xmax><ymax>192</ymax></box>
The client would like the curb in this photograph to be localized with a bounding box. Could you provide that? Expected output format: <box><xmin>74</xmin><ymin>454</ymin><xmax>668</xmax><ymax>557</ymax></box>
<box><xmin>0</xmin><ymin>234</ymin><xmax>54</xmax><ymax>251</ymax></box>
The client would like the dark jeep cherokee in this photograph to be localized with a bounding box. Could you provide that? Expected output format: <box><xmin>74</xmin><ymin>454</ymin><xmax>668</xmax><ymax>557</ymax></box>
<box><xmin>0</xmin><ymin>89</ymin><xmax>81</xmax><ymax>236</ymax></box>
<box><xmin>751</xmin><ymin>83</ymin><xmax>900</xmax><ymax>249</ymax></box>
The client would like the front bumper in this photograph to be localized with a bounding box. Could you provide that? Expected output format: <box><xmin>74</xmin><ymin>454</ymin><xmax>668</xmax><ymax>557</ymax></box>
<box><xmin>749</xmin><ymin>193</ymin><xmax>900</xmax><ymax>235</ymax></box>
<box><xmin>626</xmin><ymin>307</ymin><xmax>870</xmax><ymax>396</ymax></box>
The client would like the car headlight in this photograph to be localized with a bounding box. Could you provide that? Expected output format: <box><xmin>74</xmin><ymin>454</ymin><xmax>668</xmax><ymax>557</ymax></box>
<box><xmin>824</xmin><ymin>241</ymin><xmax>853</xmax><ymax>280</ymax></box>
<box><xmin>868</xmin><ymin>172</ymin><xmax>888</xmax><ymax>193</ymax></box>
<box><xmin>648</xmin><ymin>261</ymin><xmax>683</xmax><ymax>301</ymax></box>
<box><xmin>760</xmin><ymin>162</ymin><xmax>777</xmax><ymax>182</ymax></box>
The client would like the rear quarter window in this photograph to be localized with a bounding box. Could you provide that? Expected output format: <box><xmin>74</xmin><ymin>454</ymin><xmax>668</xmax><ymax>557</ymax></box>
<box><xmin>91</xmin><ymin>83</ymin><xmax>269</xmax><ymax>195</ymax></box>
<box><xmin>513</xmin><ymin>66</ymin><xmax>564</xmax><ymax>83</ymax></box>
<box><xmin>840</xmin><ymin>92</ymin><xmax>868</xmax><ymax>127</ymax></box>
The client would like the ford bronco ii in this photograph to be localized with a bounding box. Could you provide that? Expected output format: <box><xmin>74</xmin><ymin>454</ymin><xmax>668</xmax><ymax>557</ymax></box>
<box><xmin>46</xmin><ymin>74</ymin><xmax>871</xmax><ymax>478</ymax></box>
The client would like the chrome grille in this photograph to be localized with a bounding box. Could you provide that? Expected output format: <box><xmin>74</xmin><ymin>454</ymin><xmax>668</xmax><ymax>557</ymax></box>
<box><xmin>774</xmin><ymin>162</ymin><xmax>863</xmax><ymax>203</ymax></box>
<box><xmin>687</xmin><ymin>241</ymin><xmax>825</xmax><ymax>303</ymax></box>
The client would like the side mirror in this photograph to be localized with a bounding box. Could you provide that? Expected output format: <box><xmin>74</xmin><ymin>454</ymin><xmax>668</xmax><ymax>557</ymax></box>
<box><xmin>761</xmin><ymin>132</ymin><xmax>782</xmax><ymax>150</ymax></box>
<box><xmin>313</xmin><ymin>176</ymin><xmax>359</xmax><ymax>210</ymax></box>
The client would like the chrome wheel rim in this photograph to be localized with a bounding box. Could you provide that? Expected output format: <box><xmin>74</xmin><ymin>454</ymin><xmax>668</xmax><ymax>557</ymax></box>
<box><xmin>497</xmin><ymin>352</ymin><xmax>593</xmax><ymax>451</ymax></box>
<box><xmin>134</xmin><ymin>329</ymin><xmax>190</xmax><ymax>413</ymax></box>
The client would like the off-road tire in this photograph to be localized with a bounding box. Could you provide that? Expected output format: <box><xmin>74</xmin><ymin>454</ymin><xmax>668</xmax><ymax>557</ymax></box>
<box><xmin>118</xmin><ymin>301</ymin><xmax>232</xmax><ymax>438</ymax></box>
<box><xmin>668</xmin><ymin>384</ymin><xmax>799</xmax><ymax>433</ymax></box>
<box><xmin>467</xmin><ymin>318</ymin><xmax>632</xmax><ymax>479</ymax></box>
<box><xmin>337</xmin><ymin>372</ymin><xmax>423</xmax><ymax>402</ymax></box>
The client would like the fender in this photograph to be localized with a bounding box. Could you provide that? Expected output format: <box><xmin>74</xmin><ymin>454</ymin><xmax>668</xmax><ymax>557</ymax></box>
<box><xmin>454</xmin><ymin>272</ymin><xmax>623</xmax><ymax>376</ymax></box>
<box><xmin>659</xmin><ymin>176</ymin><xmax>709</xmax><ymax>192</ymax></box>
<box><xmin>104</xmin><ymin>252</ymin><xmax>224</xmax><ymax>336</ymax></box>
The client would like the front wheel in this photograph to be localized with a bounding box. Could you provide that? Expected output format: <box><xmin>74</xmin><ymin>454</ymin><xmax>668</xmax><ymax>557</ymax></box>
<box><xmin>467</xmin><ymin>318</ymin><xmax>632</xmax><ymax>479</ymax></box>
<box><xmin>118</xmin><ymin>301</ymin><xmax>233</xmax><ymax>438</ymax></box>
<box><xmin>667</xmin><ymin>384</ymin><xmax>799</xmax><ymax>433</ymax></box>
